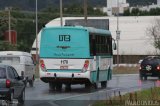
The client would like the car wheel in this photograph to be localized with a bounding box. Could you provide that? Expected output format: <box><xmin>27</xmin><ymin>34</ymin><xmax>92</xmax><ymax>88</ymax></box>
<box><xmin>8</xmin><ymin>91</ymin><xmax>14</xmax><ymax>104</ymax></box>
<box><xmin>101</xmin><ymin>81</ymin><xmax>107</xmax><ymax>88</ymax></box>
<box><xmin>139</xmin><ymin>74</ymin><xmax>143</xmax><ymax>80</ymax></box>
<box><xmin>144</xmin><ymin>76</ymin><xmax>147</xmax><ymax>80</ymax></box>
<box><xmin>18</xmin><ymin>90</ymin><xmax>25</xmax><ymax>104</ymax></box>
<box><xmin>29</xmin><ymin>80</ymin><xmax>34</xmax><ymax>87</ymax></box>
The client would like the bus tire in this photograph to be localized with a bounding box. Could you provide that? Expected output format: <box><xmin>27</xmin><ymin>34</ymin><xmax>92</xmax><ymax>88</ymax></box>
<box><xmin>49</xmin><ymin>82</ymin><xmax>56</xmax><ymax>91</ymax></box>
<box><xmin>93</xmin><ymin>83</ymin><xmax>98</xmax><ymax>89</ymax></box>
<box><xmin>56</xmin><ymin>83</ymin><xmax>62</xmax><ymax>91</ymax></box>
<box><xmin>85</xmin><ymin>83</ymin><xmax>91</xmax><ymax>89</ymax></box>
<box><xmin>65</xmin><ymin>84</ymin><xmax>71</xmax><ymax>91</ymax></box>
<box><xmin>101</xmin><ymin>81</ymin><xmax>107</xmax><ymax>88</ymax></box>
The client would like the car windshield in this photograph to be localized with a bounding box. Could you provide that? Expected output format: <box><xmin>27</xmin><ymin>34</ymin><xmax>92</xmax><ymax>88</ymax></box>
<box><xmin>0</xmin><ymin>67</ymin><xmax>6</xmax><ymax>79</ymax></box>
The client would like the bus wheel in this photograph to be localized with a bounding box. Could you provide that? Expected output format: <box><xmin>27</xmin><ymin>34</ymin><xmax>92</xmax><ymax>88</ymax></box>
<box><xmin>65</xmin><ymin>84</ymin><xmax>71</xmax><ymax>91</ymax></box>
<box><xmin>85</xmin><ymin>83</ymin><xmax>91</xmax><ymax>89</ymax></box>
<box><xmin>101</xmin><ymin>81</ymin><xmax>107</xmax><ymax>88</ymax></box>
<box><xmin>49</xmin><ymin>82</ymin><xmax>56</xmax><ymax>91</ymax></box>
<box><xmin>93</xmin><ymin>83</ymin><xmax>98</xmax><ymax>89</ymax></box>
<box><xmin>56</xmin><ymin>83</ymin><xmax>62</xmax><ymax>91</ymax></box>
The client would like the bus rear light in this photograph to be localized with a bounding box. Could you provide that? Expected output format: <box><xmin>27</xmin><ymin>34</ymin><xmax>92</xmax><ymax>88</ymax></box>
<box><xmin>6</xmin><ymin>79</ymin><xmax>11</xmax><ymax>88</ymax></box>
<box><xmin>40</xmin><ymin>59</ymin><xmax>47</xmax><ymax>72</ymax></box>
<box><xmin>82</xmin><ymin>60</ymin><xmax>89</xmax><ymax>72</ymax></box>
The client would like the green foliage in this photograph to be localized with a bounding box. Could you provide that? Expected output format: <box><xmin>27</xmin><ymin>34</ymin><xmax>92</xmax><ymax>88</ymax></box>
<box><xmin>123</xmin><ymin>7</ymin><xmax>160</xmax><ymax>16</ymax></box>
<box><xmin>0</xmin><ymin>41</ymin><xmax>17</xmax><ymax>51</ymax></box>
<box><xmin>123</xmin><ymin>9</ymin><xmax>130</xmax><ymax>16</ymax></box>
<box><xmin>63</xmin><ymin>4</ymin><xmax>107</xmax><ymax>16</ymax></box>
<box><xmin>146</xmin><ymin>19</ymin><xmax>160</xmax><ymax>52</ymax></box>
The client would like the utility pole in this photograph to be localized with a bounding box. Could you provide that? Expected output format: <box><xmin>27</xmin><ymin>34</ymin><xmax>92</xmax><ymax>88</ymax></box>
<box><xmin>35</xmin><ymin>0</ymin><xmax>39</xmax><ymax>72</ymax></box>
<box><xmin>84</xmin><ymin>0</ymin><xmax>88</xmax><ymax>26</ymax></box>
<box><xmin>5</xmin><ymin>7</ymin><xmax>11</xmax><ymax>43</ymax></box>
<box><xmin>116</xmin><ymin>0</ymin><xmax>120</xmax><ymax>67</ymax></box>
<box><xmin>60</xmin><ymin>0</ymin><xmax>63</xmax><ymax>26</ymax></box>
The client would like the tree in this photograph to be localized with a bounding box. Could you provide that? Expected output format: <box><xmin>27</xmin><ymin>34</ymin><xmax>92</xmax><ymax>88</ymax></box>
<box><xmin>123</xmin><ymin>9</ymin><xmax>130</xmax><ymax>16</ymax></box>
<box><xmin>0</xmin><ymin>41</ymin><xmax>17</xmax><ymax>51</ymax></box>
<box><xmin>146</xmin><ymin>19</ymin><xmax>160</xmax><ymax>52</ymax></box>
<box><xmin>131</xmin><ymin>8</ymin><xmax>140</xmax><ymax>16</ymax></box>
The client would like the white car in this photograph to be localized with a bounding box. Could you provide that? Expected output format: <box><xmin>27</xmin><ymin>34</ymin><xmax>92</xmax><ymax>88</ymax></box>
<box><xmin>0</xmin><ymin>51</ymin><xmax>35</xmax><ymax>87</ymax></box>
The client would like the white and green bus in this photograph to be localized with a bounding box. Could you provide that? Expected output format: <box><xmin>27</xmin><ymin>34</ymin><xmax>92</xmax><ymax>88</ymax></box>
<box><xmin>39</xmin><ymin>26</ymin><xmax>116</xmax><ymax>91</ymax></box>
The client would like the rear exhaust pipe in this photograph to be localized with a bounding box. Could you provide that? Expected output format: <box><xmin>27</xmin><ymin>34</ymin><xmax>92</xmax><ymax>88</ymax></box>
<box><xmin>54</xmin><ymin>73</ymin><xmax>57</xmax><ymax>79</ymax></box>
<box><xmin>72</xmin><ymin>73</ymin><xmax>74</xmax><ymax>78</ymax></box>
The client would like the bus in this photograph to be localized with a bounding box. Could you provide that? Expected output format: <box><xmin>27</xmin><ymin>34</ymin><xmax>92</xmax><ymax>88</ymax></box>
<box><xmin>39</xmin><ymin>26</ymin><xmax>116</xmax><ymax>91</ymax></box>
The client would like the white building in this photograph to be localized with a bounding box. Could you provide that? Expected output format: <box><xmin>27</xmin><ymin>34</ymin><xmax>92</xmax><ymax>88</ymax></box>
<box><xmin>104</xmin><ymin>0</ymin><xmax>129</xmax><ymax>16</ymax></box>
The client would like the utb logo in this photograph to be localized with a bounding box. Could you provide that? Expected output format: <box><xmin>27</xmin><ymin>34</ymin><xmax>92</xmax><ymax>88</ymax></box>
<box><xmin>59</xmin><ymin>35</ymin><xmax>71</xmax><ymax>41</ymax></box>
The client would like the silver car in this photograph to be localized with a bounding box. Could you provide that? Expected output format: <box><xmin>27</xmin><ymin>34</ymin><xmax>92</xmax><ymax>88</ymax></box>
<box><xmin>0</xmin><ymin>65</ymin><xmax>25</xmax><ymax>104</ymax></box>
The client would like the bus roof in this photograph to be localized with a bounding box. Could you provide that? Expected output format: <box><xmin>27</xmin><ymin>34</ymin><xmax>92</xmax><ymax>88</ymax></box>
<box><xmin>42</xmin><ymin>26</ymin><xmax>111</xmax><ymax>36</ymax></box>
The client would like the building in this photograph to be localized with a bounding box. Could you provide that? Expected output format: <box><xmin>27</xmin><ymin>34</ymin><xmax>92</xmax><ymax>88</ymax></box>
<box><xmin>31</xmin><ymin>16</ymin><xmax>160</xmax><ymax>64</ymax></box>
<box><xmin>103</xmin><ymin>0</ymin><xmax>129</xmax><ymax>16</ymax></box>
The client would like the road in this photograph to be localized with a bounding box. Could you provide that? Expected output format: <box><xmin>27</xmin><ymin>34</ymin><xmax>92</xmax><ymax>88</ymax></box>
<box><xmin>4</xmin><ymin>74</ymin><xmax>160</xmax><ymax>106</ymax></box>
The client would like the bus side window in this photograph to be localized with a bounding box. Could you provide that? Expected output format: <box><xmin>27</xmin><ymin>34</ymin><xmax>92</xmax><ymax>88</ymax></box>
<box><xmin>93</xmin><ymin>38</ymin><xmax>96</xmax><ymax>56</ymax></box>
<box><xmin>89</xmin><ymin>35</ymin><xmax>96</xmax><ymax>56</ymax></box>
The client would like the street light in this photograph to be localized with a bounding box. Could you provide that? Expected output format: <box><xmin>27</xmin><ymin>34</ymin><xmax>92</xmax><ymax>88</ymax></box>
<box><xmin>35</xmin><ymin>0</ymin><xmax>39</xmax><ymax>73</ymax></box>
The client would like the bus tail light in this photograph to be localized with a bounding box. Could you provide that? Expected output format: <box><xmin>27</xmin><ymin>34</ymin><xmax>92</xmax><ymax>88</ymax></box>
<box><xmin>82</xmin><ymin>60</ymin><xmax>89</xmax><ymax>72</ymax></box>
<box><xmin>40</xmin><ymin>59</ymin><xmax>47</xmax><ymax>72</ymax></box>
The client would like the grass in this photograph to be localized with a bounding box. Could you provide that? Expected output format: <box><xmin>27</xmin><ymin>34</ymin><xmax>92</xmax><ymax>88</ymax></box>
<box><xmin>93</xmin><ymin>87</ymin><xmax>160</xmax><ymax>106</ymax></box>
<box><xmin>113</xmin><ymin>66</ymin><xmax>139</xmax><ymax>74</ymax></box>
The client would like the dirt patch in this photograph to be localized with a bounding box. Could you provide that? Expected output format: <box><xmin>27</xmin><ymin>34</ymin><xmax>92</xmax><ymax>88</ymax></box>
<box><xmin>113</xmin><ymin>66</ymin><xmax>139</xmax><ymax>74</ymax></box>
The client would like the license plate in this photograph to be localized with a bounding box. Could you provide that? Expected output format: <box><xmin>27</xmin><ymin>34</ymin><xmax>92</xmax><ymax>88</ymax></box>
<box><xmin>60</xmin><ymin>66</ymin><xmax>68</xmax><ymax>69</ymax></box>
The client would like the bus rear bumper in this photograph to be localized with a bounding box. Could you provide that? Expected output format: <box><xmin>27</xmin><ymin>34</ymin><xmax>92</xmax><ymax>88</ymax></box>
<box><xmin>40</xmin><ymin>71</ymin><xmax>90</xmax><ymax>84</ymax></box>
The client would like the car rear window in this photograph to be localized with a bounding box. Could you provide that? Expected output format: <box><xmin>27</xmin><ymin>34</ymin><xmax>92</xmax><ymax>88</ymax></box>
<box><xmin>0</xmin><ymin>67</ymin><xmax>6</xmax><ymax>79</ymax></box>
<box><xmin>0</xmin><ymin>57</ymin><xmax>20</xmax><ymax>64</ymax></box>
<box><xmin>141</xmin><ymin>58</ymin><xmax>160</xmax><ymax>65</ymax></box>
